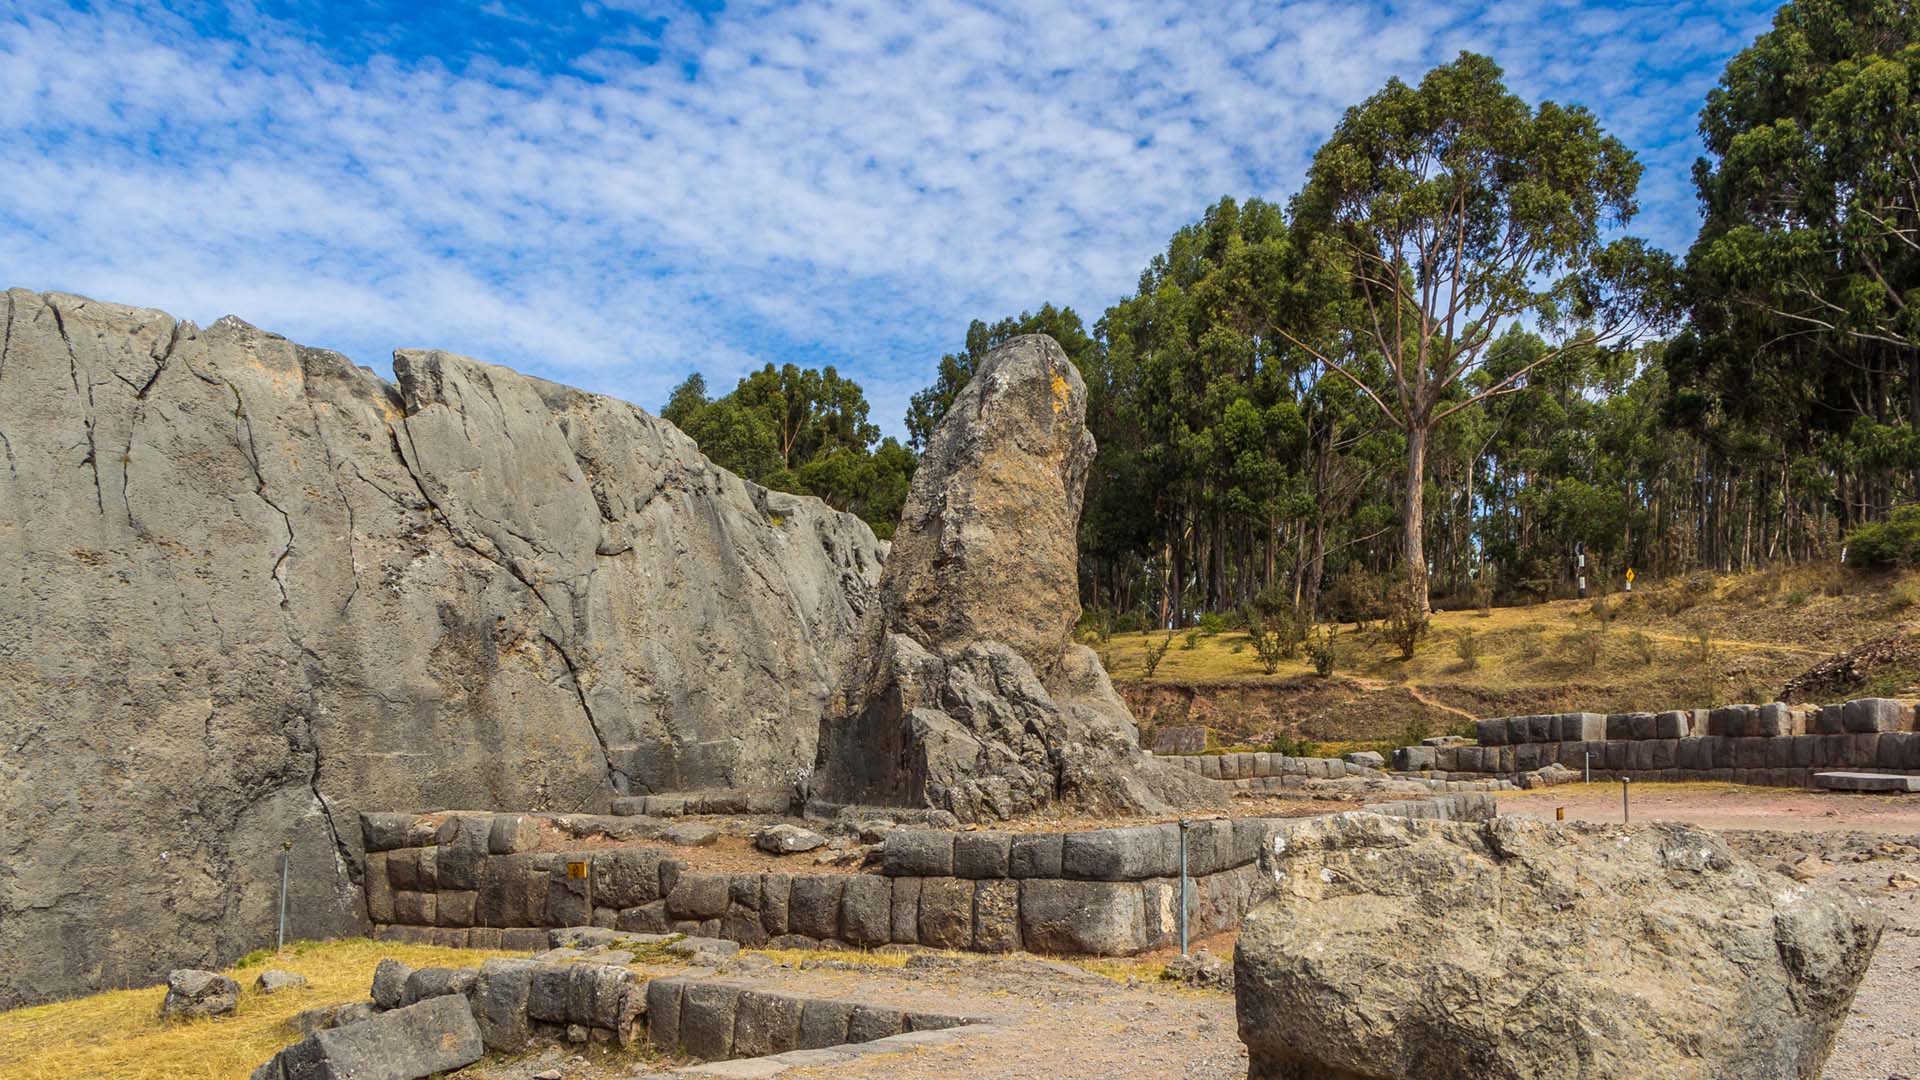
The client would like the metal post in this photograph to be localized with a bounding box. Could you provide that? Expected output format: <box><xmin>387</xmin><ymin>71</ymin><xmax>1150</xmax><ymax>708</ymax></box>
<box><xmin>277</xmin><ymin>844</ymin><xmax>291</xmax><ymax>952</ymax></box>
<box><xmin>1178</xmin><ymin>820</ymin><xmax>1190</xmax><ymax>958</ymax></box>
<box><xmin>1584</xmin><ymin>752</ymin><xmax>1590</xmax><ymax>784</ymax></box>
<box><xmin>1622</xmin><ymin>777</ymin><xmax>1631</xmax><ymax>824</ymax></box>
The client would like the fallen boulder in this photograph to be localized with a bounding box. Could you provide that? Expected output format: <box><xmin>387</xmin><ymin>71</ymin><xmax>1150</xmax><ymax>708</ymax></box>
<box><xmin>1235</xmin><ymin>813</ymin><xmax>1882</xmax><ymax>1080</ymax></box>
<box><xmin>255</xmin><ymin>970</ymin><xmax>308</xmax><ymax>995</ymax></box>
<box><xmin>159</xmin><ymin>969</ymin><xmax>239</xmax><ymax>1021</ymax></box>
<box><xmin>252</xmin><ymin>993</ymin><xmax>484</xmax><ymax>1080</ymax></box>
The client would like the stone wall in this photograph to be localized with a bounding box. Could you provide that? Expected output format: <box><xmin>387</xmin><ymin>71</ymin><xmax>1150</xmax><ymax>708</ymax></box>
<box><xmin>1389</xmin><ymin>698</ymin><xmax>1920</xmax><ymax>786</ymax></box>
<box><xmin>360</xmin><ymin>797</ymin><xmax>1494</xmax><ymax>957</ymax></box>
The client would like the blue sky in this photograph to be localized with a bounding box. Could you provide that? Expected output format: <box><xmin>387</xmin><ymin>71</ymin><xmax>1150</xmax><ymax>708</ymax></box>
<box><xmin>3</xmin><ymin>0</ymin><xmax>1779</xmax><ymax>438</ymax></box>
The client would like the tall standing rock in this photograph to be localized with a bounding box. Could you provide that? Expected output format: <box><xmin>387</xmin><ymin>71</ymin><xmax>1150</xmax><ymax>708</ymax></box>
<box><xmin>813</xmin><ymin>335</ymin><xmax>1222</xmax><ymax>821</ymax></box>
<box><xmin>0</xmin><ymin>289</ymin><xmax>885</xmax><ymax>1007</ymax></box>
<box><xmin>1235</xmin><ymin>813</ymin><xmax>1883</xmax><ymax>1080</ymax></box>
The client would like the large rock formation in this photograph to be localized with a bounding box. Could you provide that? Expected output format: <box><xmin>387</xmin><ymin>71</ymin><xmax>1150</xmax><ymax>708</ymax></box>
<box><xmin>812</xmin><ymin>335</ymin><xmax>1221</xmax><ymax>821</ymax></box>
<box><xmin>0</xmin><ymin>289</ymin><xmax>885</xmax><ymax>1007</ymax></box>
<box><xmin>1235</xmin><ymin>812</ymin><xmax>1883</xmax><ymax>1080</ymax></box>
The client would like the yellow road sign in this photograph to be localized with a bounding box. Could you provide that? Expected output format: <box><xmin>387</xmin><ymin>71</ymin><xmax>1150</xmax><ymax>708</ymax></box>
<box><xmin>1625</xmin><ymin>568</ymin><xmax>1635</xmax><ymax>584</ymax></box>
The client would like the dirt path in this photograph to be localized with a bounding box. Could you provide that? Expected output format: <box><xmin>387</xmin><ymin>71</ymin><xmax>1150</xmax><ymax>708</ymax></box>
<box><xmin>1499</xmin><ymin>780</ymin><xmax>1920</xmax><ymax>833</ymax></box>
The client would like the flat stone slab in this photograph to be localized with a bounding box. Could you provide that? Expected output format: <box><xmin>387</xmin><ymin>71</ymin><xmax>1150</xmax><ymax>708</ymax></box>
<box><xmin>1813</xmin><ymin>772</ymin><xmax>1920</xmax><ymax>792</ymax></box>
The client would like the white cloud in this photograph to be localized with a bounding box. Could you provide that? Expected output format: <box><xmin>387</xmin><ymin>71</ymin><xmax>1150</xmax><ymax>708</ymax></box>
<box><xmin>1</xmin><ymin>0</ymin><xmax>1779</xmax><ymax>434</ymax></box>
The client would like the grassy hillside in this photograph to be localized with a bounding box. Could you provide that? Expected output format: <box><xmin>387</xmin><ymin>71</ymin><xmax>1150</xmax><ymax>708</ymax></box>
<box><xmin>1104</xmin><ymin>565</ymin><xmax>1920</xmax><ymax>752</ymax></box>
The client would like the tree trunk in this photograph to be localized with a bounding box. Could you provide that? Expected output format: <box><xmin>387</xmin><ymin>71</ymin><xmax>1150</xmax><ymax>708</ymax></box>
<box><xmin>1405</xmin><ymin>422</ymin><xmax>1430</xmax><ymax>614</ymax></box>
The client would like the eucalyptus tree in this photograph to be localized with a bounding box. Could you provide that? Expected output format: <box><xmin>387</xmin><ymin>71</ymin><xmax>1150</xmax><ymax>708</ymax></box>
<box><xmin>1284</xmin><ymin>52</ymin><xmax>1677</xmax><ymax>612</ymax></box>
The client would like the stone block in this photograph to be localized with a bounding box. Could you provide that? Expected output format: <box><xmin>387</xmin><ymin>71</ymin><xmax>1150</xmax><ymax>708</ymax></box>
<box><xmin>401</xmin><ymin>960</ymin><xmax>476</xmax><ymax>1006</ymax></box>
<box><xmin>679</xmin><ymin>982</ymin><xmax>739</xmax><ymax>1061</ymax></box>
<box><xmin>1396</xmin><ymin>746</ymin><xmax>1437</xmax><ymax>771</ymax></box>
<box><xmin>1475</xmin><ymin>719</ymin><xmax>1509</xmax><ymax>746</ymax></box>
<box><xmin>952</xmin><ymin>832</ymin><xmax>1011</xmax><ymax>879</ymax></box>
<box><xmin>1252</xmin><ymin>751</ymin><xmax>1274</xmax><ymax>777</ymax></box>
<box><xmin>1736</xmin><ymin>738</ymin><xmax>1769</xmax><ymax>770</ymax></box>
<box><xmin>666</xmin><ymin>872</ymin><xmax>731</xmax><ymax>921</ymax></box>
<box><xmin>1062</xmin><ymin>824</ymin><xmax>1177</xmax><ymax>881</ymax></box>
<box><xmin>972</xmin><ymin>878</ymin><xmax>1021</xmax><ymax>953</ymax></box>
<box><xmin>1847</xmin><ymin>733</ymin><xmax>1882</xmax><ymax>767</ymax></box>
<box><xmin>393</xmin><ymin>890</ymin><xmax>435</xmax><ymax>927</ymax></box>
<box><xmin>436</xmin><ymin>891</ymin><xmax>477</xmax><ymax>928</ymax></box>
<box><xmin>1019</xmin><ymin>879</ymin><xmax>1146</xmax><ymax>955</ymax></box>
<box><xmin>759</xmin><ymin>873</ymin><xmax>791</xmax><ymax>937</ymax></box>
<box><xmin>1434</xmin><ymin>747</ymin><xmax>1460</xmax><ymax>772</ymax></box>
<box><xmin>1235</xmin><ymin>752</ymin><xmax>1259</xmax><ymax>778</ymax></box>
<box><xmin>1523</xmin><ymin>715</ymin><xmax>1554</xmax><ymax>744</ymax></box>
<box><xmin>434</xmin><ymin>815</ymin><xmax>491</xmax><ymax>891</ymax></box>
<box><xmin>788</xmin><ymin>875</ymin><xmax>845</xmax><ymax>941</ymax></box>
<box><xmin>500</xmin><ymin>927</ymin><xmax>547</xmax><ymax>951</ymax></box>
<box><xmin>1231</xmin><ymin>818</ymin><xmax>1273</xmax><ymax>866</ymax></box>
<box><xmin>487</xmin><ymin>814</ymin><xmax>541</xmax><ymax>855</ymax></box>
<box><xmin>472</xmin><ymin>953</ymin><xmax>541</xmax><ymax>1045</ymax></box>
<box><xmin>1843</xmin><ymin>698</ymin><xmax>1911</xmax><ymax>733</ymax></box>
<box><xmin>1709</xmin><ymin>705</ymin><xmax>1755</xmax><ymax>737</ymax></box>
<box><xmin>646</xmin><ymin>978</ymin><xmax>686</xmax><ymax>1053</ymax></box>
<box><xmin>888</xmin><ymin>876</ymin><xmax>920</xmax><ymax>944</ymax></box>
<box><xmin>546</xmin><ymin>871</ymin><xmax>590</xmax><ymax>928</ymax></box>
<box><xmin>593</xmin><ymin>849</ymin><xmax>666</xmax><ymax>908</ymax></box>
<box><xmin>1497</xmin><ymin>747</ymin><xmax>1517</xmax><ymax>774</ymax></box>
<box><xmin>1501</xmin><ymin>717</ymin><xmax>1528</xmax><ymax>744</ymax></box>
<box><xmin>1648</xmin><ymin>740</ymin><xmax>1678</xmax><ymax>770</ymax></box>
<box><xmin>732</xmin><ymin>990</ymin><xmax>804</xmax><ymax>1058</ymax></box>
<box><xmin>798</xmin><ymin>999</ymin><xmax>854</xmax><ymax>1050</ymax></box>
<box><xmin>616</xmin><ymin>902</ymin><xmax>668</xmax><ymax>934</ymax></box>
<box><xmin>370</xmin><ymin>958</ymin><xmax>412</xmax><ymax>1011</ymax></box>
<box><xmin>721</xmin><ymin>902</ymin><xmax>769</xmax><ymax>948</ymax></box>
<box><xmin>360</xmin><ymin>813</ymin><xmax>417</xmax><ymax>853</ymax></box>
<box><xmin>1676</xmin><ymin>737</ymin><xmax>1703</xmax><ymax>770</ymax></box>
<box><xmin>841</xmin><ymin>875</ymin><xmax>891</xmax><ymax>947</ymax></box>
<box><xmin>1764</xmin><ymin>737</ymin><xmax>1792</xmax><ymax>769</ymax></box>
<box><xmin>362</xmin><ymin>854</ymin><xmax>394</xmax><ymax>925</ymax></box>
<box><xmin>1654</xmin><ymin>711</ymin><xmax>1692</xmax><ymax>739</ymax></box>
<box><xmin>568</xmin><ymin>964</ymin><xmax>635</xmax><ymax>1033</ymax></box>
<box><xmin>1749</xmin><ymin>703</ymin><xmax>1789</xmax><ymax>738</ymax></box>
<box><xmin>882</xmin><ymin>830</ymin><xmax>955</xmax><ymax>877</ymax></box>
<box><xmin>1597</xmin><ymin>741</ymin><xmax>1624</xmax><ymax>771</ymax></box>
<box><xmin>1561</xmin><ymin>714</ymin><xmax>1608</xmax><ymax>742</ymax></box>
<box><xmin>847</xmin><ymin>1005</ymin><xmax>906</xmax><ymax>1044</ymax></box>
<box><xmin>1198</xmin><ymin>754</ymin><xmax>1222</xmax><ymax>780</ymax></box>
<box><xmin>267</xmin><ymin>994</ymin><xmax>482</xmax><ymax>1080</ymax></box>
<box><xmin>1183</xmin><ymin>817</ymin><xmax>1237</xmax><ymax>876</ymax></box>
<box><xmin>917</xmin><ymin>877</ymin><xmax>973</xmax><ymax>949</ymax></box>
<box><xmin>1812</xmin><ymin>705</ymin><xmax>1848</xmax><ymax>735</ymax></box>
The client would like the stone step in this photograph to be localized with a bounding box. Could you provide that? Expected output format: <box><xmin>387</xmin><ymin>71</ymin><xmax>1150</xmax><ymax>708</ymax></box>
<box><xmin>1812</xmin><ymin>772</ymin><xmax>1920</xmax><ymax>792</ymax></box>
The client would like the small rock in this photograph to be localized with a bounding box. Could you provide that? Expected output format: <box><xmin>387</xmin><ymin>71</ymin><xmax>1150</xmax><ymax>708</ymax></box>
<box><xmin>533</xmin><ymin>1072</ymin><xmax>563</xmax><ymax>1080</ymax></box>
<box><xmin>665</xmin><ymin>822</ymin><xmax>720</xmax><ymax>847</ymax></box>
<box><xmin>254</xmin><ymin>970</ymin><xmax>308</xmax><ymax>994</ymax></box>
<box><xmin>1890</xmin><ymin>871</ymin><xmax>1920</xmax><ymax>891</ymax></box>
<box><xmin>753</xmin><ymin>823</ymin><xmax>829</xmax><ymax>854</ymax></box>
<box><xmin>1780</xmin><ymin>854</ymin><xmax>1828</xmax><ymax>882</ymax></box>
<box><xmin>566</xmin><ymin>1023</ymin><xmax>589</xmax><ymax>1043</ymax></box>
<box><xmin>665</xmin><ymin>936</ymin><xmax>740</xmax><ymax>961</ymax></box>
<box><xmin>159</xmin><ymin>969</ymin><xmax>240</xmax><ymax>1021</ymax></box>
<box><xmin>1163</xmin><ymin>949</ymin><xmax>1233</xmax><ymax>992</ymax></box>
<box><xmin>370</xmin><ymin>958</ymin><xmax>412</xmax><ymax>1011</ymax></box>
<box><xmin>856</xmin><ymin>820</ymin><xmax>898</xmax><ymax>844</ymax></box>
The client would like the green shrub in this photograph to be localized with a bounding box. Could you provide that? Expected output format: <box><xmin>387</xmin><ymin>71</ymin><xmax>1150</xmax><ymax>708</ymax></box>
<box><xmin>1400</xmin><ymin>717</ymin><xmax>1432</xmax><ymax>747</ymax></box>
<box><xmin>1182</xmin><ymin>627</ymin><xmax>1203</xmax><ymax>650</ymax></box>
<box><xmin>1197</xmin><ymin>611</ymin><xmax>1227</xmax><ymax>636</ymax></box>
<box><xmin>1113</xmin><ymin>610</ymin><xmax>1148</xmax><ymax>634</ymax></box>
<box><xmin>1384</xmin><ymin>580</ymin><xmax>1427</xmax><ymax>660</ymax></box>
<box><xmin>1305</xmin><ymin>626</ymin><xmax>1337</xmax><ymax>677</ymax></box>
<box><xmin>1453</xmin><ymin>628</ymin><xmax>1481</xmax><ymax>670</ymax></box>
<box><xmin>1846</xmin><ymin>505</ymin><xmax>1920</xmax><ymax>568</ymax></box>
<box><xmin>1142</xmin><ymin>631</ymin><xmax>1175</xmax><ymax>678</ymax></box>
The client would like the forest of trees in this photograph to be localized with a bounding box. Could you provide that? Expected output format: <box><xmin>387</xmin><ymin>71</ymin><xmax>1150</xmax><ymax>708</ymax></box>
<box><xmin>662</xmin><ymin>0</ymin><xmax>1919</xmax><ymax>626</ymax></box>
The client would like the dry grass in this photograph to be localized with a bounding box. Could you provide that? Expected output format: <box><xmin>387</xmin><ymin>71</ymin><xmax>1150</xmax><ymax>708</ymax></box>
<box><xmin>0</xmin><ymin>939</ymin><xmax>519</xmax><ymax>1080</ymax></box>
<box><xmin>1106</xmin><ymin>565</ymin><xmax>1912</xmax><ymax>717</ymax></box>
